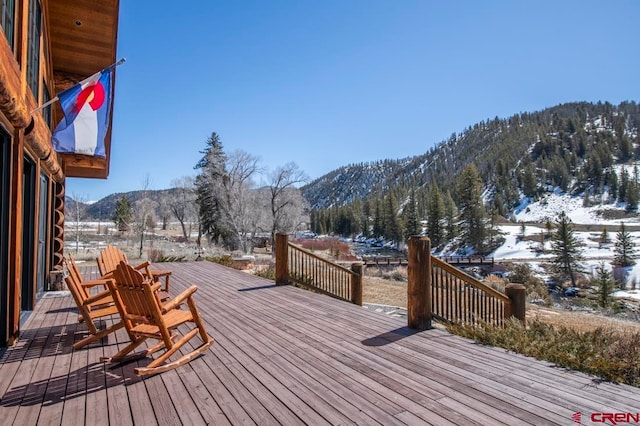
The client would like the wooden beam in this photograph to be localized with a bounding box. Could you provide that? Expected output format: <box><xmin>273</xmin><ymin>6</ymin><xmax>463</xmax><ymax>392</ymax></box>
<box><xmin>61</xmin><ymin>154</ymin><xmax>109</xmax><ymax>178</ymax></box>
<box><xmin>8</xmin><ymin>129</ymin><xmax>23</xmax><ymax>344</ymax></box>
<box><xmin>0</xmin><ymin>39</ymin><xmax>30</xmax><ymax>129</ymax></box>
<box><xmin>407</xmin><ymin>236</ymin><xmax>432</xmax><ymax>330</ymax></box>
<box><xmin>275</xmin><ymin>233</ymin><xmax>289</xmax><ymax>285</ymax></box>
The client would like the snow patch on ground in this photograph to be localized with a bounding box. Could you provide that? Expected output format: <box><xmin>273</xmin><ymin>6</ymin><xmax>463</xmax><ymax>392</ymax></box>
<box><xmin>511</xmin><ymin>192</ymin><xmax>637</xmax><ymax>225</ymax></box>
<box><xmin>479</xmin><ymin>190</ymin><xmax>640</xmax><ymax>296</ymax></box>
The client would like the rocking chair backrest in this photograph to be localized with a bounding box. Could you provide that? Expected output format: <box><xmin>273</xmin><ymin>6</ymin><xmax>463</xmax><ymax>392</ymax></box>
<box><xmin>97</xmin><ymin>245</ymin><xmax>130</xmax><ymax>276</ymax></box>
<box><xmin>63</xmin><ymin>254</ymin><xmax>124</xmax><ymax>350</ymax></box>
<box><xmin>111</xmin><ymin>261</ymin><xmax>163</xmax><ymax>324</ymax></box>
<box><xmin>65</xmin><ymin>255</ymin><xmax>91</xmax><ymax>302</ymax></box>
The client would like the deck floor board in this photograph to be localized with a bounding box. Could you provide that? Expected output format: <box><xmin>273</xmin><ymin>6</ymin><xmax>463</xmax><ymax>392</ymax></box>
<box><xmin>1</xmin><ymin>261</ymin><xmax>638</xmax><ymax>425</ymax></box>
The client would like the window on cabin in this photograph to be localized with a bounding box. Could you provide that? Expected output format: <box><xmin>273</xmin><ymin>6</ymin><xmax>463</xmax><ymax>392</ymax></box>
<box><xmin>42</xmin><ymin>83</ymin><xmax>51</xmax><ymax>128</ymax></box>
<box><xmin>1</xmin><ymin>0</ymin><xmax>15</xmax><ymax>50</ymax></box>
<box><xmin>27</xmin><ymin>0</ymin><xmax>41</xmax><ymax>99</ymax></box>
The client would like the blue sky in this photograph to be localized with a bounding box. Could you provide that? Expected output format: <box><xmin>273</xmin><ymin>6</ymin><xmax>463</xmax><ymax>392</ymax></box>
<box><xmin>66</xmin><ymin>0</ymin><xmax>640</xmax><ymax>201</ymax></box>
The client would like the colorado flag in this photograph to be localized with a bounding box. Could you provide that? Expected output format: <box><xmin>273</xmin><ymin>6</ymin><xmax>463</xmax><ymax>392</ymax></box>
<box><xmin>52</xmin><ymin>69</ymin><xmax>112</xmax><ymax>157</ymax></box>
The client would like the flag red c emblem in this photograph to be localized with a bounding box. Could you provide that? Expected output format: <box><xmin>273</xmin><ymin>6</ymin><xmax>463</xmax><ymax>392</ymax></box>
<box><xmin>75</xmin><ymin>82</ymin><xmax>105</xmax><ymax>112</ymax></box>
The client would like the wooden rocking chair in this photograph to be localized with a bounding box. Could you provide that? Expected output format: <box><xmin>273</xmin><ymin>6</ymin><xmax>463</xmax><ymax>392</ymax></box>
<box><xmin>64</xmin><ymin>255</ymin><xmax>124</xmax><ymax>350</ymax></box>
<box><xmin>103</xmin><ymin>261</ymin><xmax>214</xmax><ymax>376</ymax></box>
<box><xmin>97</xmin><ymin>245</ymin><xmax>172</xmax><ymax>297</ymax></box>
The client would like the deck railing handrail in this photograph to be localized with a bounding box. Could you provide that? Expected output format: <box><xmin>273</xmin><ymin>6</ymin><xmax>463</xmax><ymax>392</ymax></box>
<box><xmin>431</xmin><ymin>256</ymin><xmax>510</xmax><ymax>303</ymax></box>
<box><xmin>275</xmin><ymin>234</ymin><xmax>363</xmax><ymax>305</ymax></box>
<box><xmin>431</xmin><ymin>255</ymin><xmax>512</xmax><ymax>327</ymax></box>
<box><xmin>275</xmin><ymin>234</ymin><xmax>523</xmax><ymax>328</ymax></box>
<box><xmin>289</xmin><ymin>242</ymin><xmax>358</xmax><ymax>275</ymax></box>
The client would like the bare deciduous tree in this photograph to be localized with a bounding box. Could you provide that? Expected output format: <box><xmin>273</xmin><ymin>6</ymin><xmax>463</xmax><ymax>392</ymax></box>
<box><xmin>67</xmin><ymin>192</ymin><xmax>88</xmax><ymax>254</ymax></box>
<box><xmin>169</xmin><ymin>176</ymin><xmax>198</xmax><ymax>241</ymax></box>
<box><xmin>268</xmin><ymin>162</ymin><xmax>308</xmax><ymax>243</ymax></box>
<box><xmin>133</xmin><ymin>174</ymin><xmax>157</xmax><ymax>257</ymax></box>
<box><xmin>225</xmin><ymin>150</ymin><xmax>262</xmax><ymax>253</ymax></box>
<box><xmin>157</xmin><ymin>193</ymin><xmax>171</xmax><ymax>231</ymax></box>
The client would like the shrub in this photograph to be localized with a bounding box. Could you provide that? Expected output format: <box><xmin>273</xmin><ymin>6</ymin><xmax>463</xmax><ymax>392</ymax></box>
<box><xmin>292</xmin><ymin>237</ymin><xmax>354</xmax><ymax>260</ymax></box>
<box><xmin>507</xmin><ymin>263</ymin><xmax>550</xmax><ymax>305</ymax></box>
<box><xmin>483</xmin><ymin>275</ymin><xmax>506</xmax><ymax>293</ymax></box>
<box><xmin>205</xmin><ymin>255</ymin><xmax>234</xmax><ymax>268</ymax></box>
<box><xmin>147</xmin><ymin>248</ymin><xmax>186</xmax><ymax>263</ymax></box>
<box><xmin>147</xmin><ymin>248</ymin><xmax>164</xmax><ymax>263</ymax></box>
<box><xmin>447</xmin><ymin>318</ymin><xmax>640</xmax><ymax>387</ymax></box>
<box><xmin>253</xmin><ymin>265</ymin><xmax>276</xmax><ymax>280</ymax></box>
<box><xmin>364</xmin><ymin>266</ymin><xmax>407</xmax><ymax>282</ymax></box>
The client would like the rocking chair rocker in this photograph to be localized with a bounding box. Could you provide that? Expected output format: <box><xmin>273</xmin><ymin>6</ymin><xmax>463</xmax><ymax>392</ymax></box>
<box><xmin>103</xmin><ymin>261</ymin><xmax>214</xmax><ymax>376</ymax></box>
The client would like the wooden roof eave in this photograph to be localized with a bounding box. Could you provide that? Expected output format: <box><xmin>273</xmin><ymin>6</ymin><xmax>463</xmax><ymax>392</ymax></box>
<box><xmin>49</xmin><ymin>0</ymin><xmax>119</xmax><ymax>179</ymax></box>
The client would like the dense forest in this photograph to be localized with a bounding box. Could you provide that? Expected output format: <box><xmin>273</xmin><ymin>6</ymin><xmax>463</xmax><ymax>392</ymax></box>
<box><xmin>305</xmin><ymin>101</ymin><xmax>640</xmax><ymax>253</ymax></box>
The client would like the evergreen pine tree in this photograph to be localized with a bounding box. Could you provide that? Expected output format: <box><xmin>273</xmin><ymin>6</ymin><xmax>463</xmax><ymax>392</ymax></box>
<box><xmin>545</xmin><ymin>219</ymin><xmax>553</xmax><ymax>237</ymax></box>
<box><xmin>487</xmin><ymin>209</ymin><xmax>501</xmax><ymax>250</ymax></box>
<box><xmin>625</xmin><ymin>179</ymin><xmax>638</xmax><ymax>212</ymax></box>
<box><xmin>112</xmin><ymin>195</ymin><xmax>132</xmax><ymax>232</ymax></box>
<box><xmin>457</xmin><ymin>164</ymin><xmax>487</xmax><ymax>253</ymax></box>
<box><xmin>521</xmin><ymin>164</ymin><xmax>537</xmax><ymax>198</ymax></box>
<box><xmin>402</xmin><ymin>188</ymin><xmax>420</xmax><ymax>240</ymax></box>
<box><xmin>444</xmin><ymin>191</ymin><xmax>457</xmax><ymax>243</ymax></box>
<box><xmin>194</xmin><ymin>132</ymin><xmax>237</xmax><ymax>248</ymax></box>
<box><xmin>427</xmin><ymin>184</ymin><xmax>445</xmax><ymax>246</ymax></box>
<box><xmin>613</xmin><ymin>222</ymin><xmax>636</xmax><ymax>267</ymax></box>
<box><xmin>372</xmin><ymin>197</ymin><xmax>383</xmax><ymax>237</ymax></box>
<box><xmin>383</xmin><ymin>191</ymin><xmax>402</xmax><ymax>242</ymax></box>
<box><xmin>619</xmin><ymin>169</ymin><xmax>629</xmax><ymax>202</ymax></box>
<box><xmin>550</xmin><ymin>211</ymin><xmax>583</xmax><ymax>286</ymax></box>
<box><xmin>607</xmin><ymin>169</ymin><xmax>618</xmax><ymax>202</ymax></box>
<box><xmin>594</xmin><ymin>262</ymin><xmax>614</xmax><ymax>308</ymax></box>
<box><xmin>360</xmin><ymin>199</ymin><xmax>371</xmax><ymax>237</ymax></box>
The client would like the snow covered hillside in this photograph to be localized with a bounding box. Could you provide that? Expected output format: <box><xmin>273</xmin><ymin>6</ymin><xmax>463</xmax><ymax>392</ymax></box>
<box><xmin>491</xmin><ymin>192</ymin><xmax>640</xmax><ymax>301</ymax></box>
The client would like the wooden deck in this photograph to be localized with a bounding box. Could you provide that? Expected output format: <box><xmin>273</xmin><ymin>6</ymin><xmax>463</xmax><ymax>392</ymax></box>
<box><xmin>1</xmin><ymin>261</ymin><xmax>638</xmax><ymax>425</ymax></box>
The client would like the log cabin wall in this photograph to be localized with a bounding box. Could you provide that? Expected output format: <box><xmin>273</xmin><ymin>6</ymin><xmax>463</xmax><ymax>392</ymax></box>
<box><xmin>0</xmin><ymin>0</ymin><xmax>119</xmax><ymax>347</ymax></box>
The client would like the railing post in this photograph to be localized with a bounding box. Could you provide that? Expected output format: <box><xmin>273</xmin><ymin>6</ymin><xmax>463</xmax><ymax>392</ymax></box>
<box><xmin>505</xmin><ymin>283</ymin><xmax>526</xmax><ymax>323</ymax></box>
<box><xmin>408</xmin><ymin>236</ymin><xmax>432</xmax><ymax>330</ymax></box>
<box><xmin>275</xmin><ymin>233</ymin><xmax>289</xmax><ymax>286</ymax></box>
<box><xmin>350</xmin><ymin>262</ymin><xmax>363</xmax><ymax>306</ymax></box>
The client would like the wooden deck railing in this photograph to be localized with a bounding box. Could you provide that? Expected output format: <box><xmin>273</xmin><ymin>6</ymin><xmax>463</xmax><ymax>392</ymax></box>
<box><xmin>275</xmin><ymin>234</ymin><xmax>363</xmax><ymax>305</ymax></box>
<box><xmin>275</xmin><ymin>234</ymin><xmax>524</xmax><ymax>329</ymax></box>
<box><xmin>408</xmin><ymin>236</ymin><xmax>525</xmax><ymax>330</ymax></box>
<box><xmin>363</xmin><ymin>255</ymin><xmax>494</xmax><ymax>267</ymax></box>
<box><xmin>431</xmin><ymin>256</ymin><xmax>511</xmax><ymax>326</ymax></box>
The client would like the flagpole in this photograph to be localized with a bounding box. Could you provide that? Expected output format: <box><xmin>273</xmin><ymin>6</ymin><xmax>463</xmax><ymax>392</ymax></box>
<box><xmin>30</xmin><ymin>57</ymin><xmax>126</xmax><ymax>115</ymax></box>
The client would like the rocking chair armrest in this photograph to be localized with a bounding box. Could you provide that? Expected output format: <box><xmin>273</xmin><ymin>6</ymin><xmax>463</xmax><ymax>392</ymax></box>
<box><xmin>162</xmin><ymin>285</ymin><xmax>198</xmax><ymax>313</ymax></box>
<box><xmin>149</xmin><ymin>282</ymin><xmax>163</xmax><ymax>294</ymax></box>
<box><xmin>80</xmin><ymin>278</ymin><xmax>112</xmax><ymax>289</ymax></box>
<box><xmin>134</xmin><ymin>261</ymin><xmax>152</xmax><ymax>271</ymax></box>
<box><xmin>99</xmin><ymin>271</ymin><xmax>115</xmax><ymax>280</ymax></box>
<box><xmin>83</xmin><ymin>287</ymin><xmax>114</xmax><ymax>306</ymax></box>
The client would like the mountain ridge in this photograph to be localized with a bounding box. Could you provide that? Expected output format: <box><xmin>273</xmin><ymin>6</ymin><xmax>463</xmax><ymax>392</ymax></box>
<box><xmin>72</xmin><ymin>101</ymin><xmax>640</xmax><ymax>225</ymax></box>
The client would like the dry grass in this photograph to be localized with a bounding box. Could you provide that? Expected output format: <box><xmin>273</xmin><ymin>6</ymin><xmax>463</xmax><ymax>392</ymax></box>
<box><xmin>363</xmin><ymin>276</ymin><xmax>407</xmax><ymax>308</ymax></box>
<box><xmin>363</xmin><ymin>272</ymin><xmax>640</xmax><ymax>335</ymax></box>
<box><xmin>527</xmin><ymin>304</ymin><xmax>640</xmax><ymax>334</ymax></box>
<box><xmin>448</xmin><ymin>318</ymin><xmax>640</xmax><ymax>386</ymax></box>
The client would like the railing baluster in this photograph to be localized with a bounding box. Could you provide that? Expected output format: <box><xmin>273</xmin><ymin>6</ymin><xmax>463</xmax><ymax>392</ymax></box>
<box><xmin>284</xmin><ymin>240</ymin><xmax>513</xmax><ymax>322</ymax></box>
<box><xmin>284</xmin><ymin>241</ymin><xmax>361</xmax><ymax>305</ymax></box>
<box><xmin>457</xmin><ymin>278</ymin><xmax>462</xmax><ymax>324</ymax></box>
